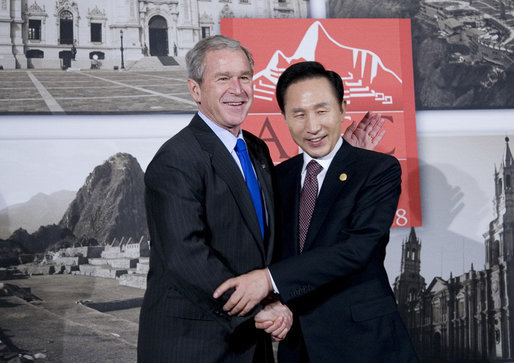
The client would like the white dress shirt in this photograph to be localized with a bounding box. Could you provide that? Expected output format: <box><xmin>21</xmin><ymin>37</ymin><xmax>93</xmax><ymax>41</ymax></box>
<box><xmin>300</xmin><ymin>137</ymin><xmax>343</xmax><ymax>191</ymax></box>
<box><xmin>198</xmin><ymin>111</ymin><xmax>246</xmax><ymax>175</ymax></box>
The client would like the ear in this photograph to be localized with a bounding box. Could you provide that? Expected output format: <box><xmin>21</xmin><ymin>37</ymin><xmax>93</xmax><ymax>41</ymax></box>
<box><xmin>340</xmin><ymin>99</ymin><xmax>347</xmax><ymax>117</ymax></box>
<box><xmin>187</xmin><ymin>79</ymin><xmax>201</xmax><ymax>103</ymax></box>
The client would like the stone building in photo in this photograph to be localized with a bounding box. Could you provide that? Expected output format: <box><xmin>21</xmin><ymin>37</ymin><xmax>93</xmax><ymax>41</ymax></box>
<box><xmin>417</xmin><ymin>0</ymin><xmax>514</xmax><ymax>71</ymax></box>
<box><xmin>0</xmin><ymin>0</ymin><xmax>308</xmax><ymax>70</ymax></box>
<box><xmin>394</xmin><ymin>137</ymin><xmax>514</xmax><ymax>362</ymax></box>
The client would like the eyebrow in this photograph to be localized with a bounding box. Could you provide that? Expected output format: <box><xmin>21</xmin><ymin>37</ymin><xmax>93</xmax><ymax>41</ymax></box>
<box><xmin>215</xmin><ymin>71</ymin><xmax>252</xmax><ymax>77</ymax></box>
<box><xmin>290</xmin><ymin>102</ymin><xmax>330</xmax><ymax>113</ymax></box>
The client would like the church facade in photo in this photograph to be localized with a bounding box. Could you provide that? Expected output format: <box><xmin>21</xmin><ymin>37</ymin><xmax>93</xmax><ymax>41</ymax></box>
<box><xmin>394</xmin><ymin>137</ymin><xmax>514</xmax><ymax>362</ymax></box>
<box><xmin>0</xmin><ymin>0</ymin><xmax>308</xmax><ymax>70</ymax></box>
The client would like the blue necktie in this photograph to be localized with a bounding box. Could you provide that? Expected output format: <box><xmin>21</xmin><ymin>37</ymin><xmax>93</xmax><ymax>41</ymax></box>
<box><xmin>235</xmin><ymin>138</ymin><xmax>265</xmax><ymax>239</ymax></box>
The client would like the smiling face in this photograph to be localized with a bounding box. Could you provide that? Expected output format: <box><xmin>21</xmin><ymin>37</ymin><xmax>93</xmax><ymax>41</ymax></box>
<box><xmin>187</xmin><ymin>48</ymin><xmax>254</xmax><ymax>136</ymax></box>
<box><xmin>283</xmin><ymin>77</ymin><xmax>346</xmax><ymax>159</ymax></box>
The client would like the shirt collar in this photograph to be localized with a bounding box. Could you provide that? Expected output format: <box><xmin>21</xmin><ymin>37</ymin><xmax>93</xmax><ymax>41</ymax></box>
<box><xmin>302</xmin><ymin>137</ymin><xmax>343</xmax><ymax>173</ymax></box>
<box><xmin>198</xmin><ymin>111</ymin><xmax>243</xmax><ymax>151</ymax></box>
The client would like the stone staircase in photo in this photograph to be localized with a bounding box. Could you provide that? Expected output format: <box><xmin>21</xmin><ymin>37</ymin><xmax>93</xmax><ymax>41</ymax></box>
<box><xmin>128</xmin><ymin>56</ymin><xmax>184</xmax><ymax>71</ymax></box>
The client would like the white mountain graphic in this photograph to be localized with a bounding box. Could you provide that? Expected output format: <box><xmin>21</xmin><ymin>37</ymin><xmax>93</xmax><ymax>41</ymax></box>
<box><xmin>252</xmin><ymin>21</ymin><xmax>402</xmax><ymax>111</ymax></box>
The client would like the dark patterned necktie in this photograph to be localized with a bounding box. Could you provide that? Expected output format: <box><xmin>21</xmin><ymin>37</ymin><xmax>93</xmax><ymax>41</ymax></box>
<box><xmin>235</xmin><ymin>138</ymin><xmax>265</xmax><ymax>239</ymax></box>
<box><xmin>298</xmin><ymin>160</ymin><xmax>322</xmax><ymax>253</ymax></box>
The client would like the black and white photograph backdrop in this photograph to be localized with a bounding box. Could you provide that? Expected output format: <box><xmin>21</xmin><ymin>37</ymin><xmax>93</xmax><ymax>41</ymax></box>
<box><xmin>2</xmin><ymin>112</ymin><xmax>514</xmax><ymax>362</ymax></box>
<box><xmin>0</xmin><ymin>0</ymin><xmax>308</xmax><ymax>115</ymax></box>
<box><xmin>387</xmin><ymin>122</ymin><xmax>514</xmax><ymax>361</ymax></box>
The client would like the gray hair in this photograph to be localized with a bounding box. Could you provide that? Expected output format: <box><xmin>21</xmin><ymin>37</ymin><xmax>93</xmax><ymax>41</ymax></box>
<box><xmin>185</xmin><ymin>35</ymin><xmax>254</xmax><ymax>84</ymax></box>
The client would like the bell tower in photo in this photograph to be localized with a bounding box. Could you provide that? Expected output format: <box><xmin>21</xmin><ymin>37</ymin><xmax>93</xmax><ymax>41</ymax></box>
<box><xmin>393</xmin><ymin>227</ymin><xmax>425</xmax><ymax>326</ymax></box>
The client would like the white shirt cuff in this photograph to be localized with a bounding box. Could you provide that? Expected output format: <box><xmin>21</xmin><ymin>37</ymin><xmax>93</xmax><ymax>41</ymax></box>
<box><xmin>267</xmin><ymin>268</ymin><xmax>279</xmax><ymax>294</ymax></box>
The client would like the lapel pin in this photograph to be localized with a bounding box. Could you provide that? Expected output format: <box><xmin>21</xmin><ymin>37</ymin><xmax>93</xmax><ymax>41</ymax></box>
<box><xmin>339</xmin><ymin>173</ymin><xmax>347</xmax><ymax>182</ymax></box>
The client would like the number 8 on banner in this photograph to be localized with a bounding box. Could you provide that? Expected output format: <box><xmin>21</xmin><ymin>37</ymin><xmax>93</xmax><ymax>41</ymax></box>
<box><xmin>395</xmin><ymin>209</ymin><xmax>408</xmax><ymax>227</ymax></box>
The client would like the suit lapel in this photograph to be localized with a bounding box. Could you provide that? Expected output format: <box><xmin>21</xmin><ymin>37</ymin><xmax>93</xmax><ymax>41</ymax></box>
<box><xmin>303</xmin><ymin>141</ymin><xmax>354</xmax><ymax>252</ymax></box>
<box><xmin>281</xmin><ymin>156</ymin><xmax>303</xmax><ymax>257</ymax></box>
<box><xmin>189</xmin><ymin>116</ymin><xmax>266</xmax><ymax>259</ymax></box>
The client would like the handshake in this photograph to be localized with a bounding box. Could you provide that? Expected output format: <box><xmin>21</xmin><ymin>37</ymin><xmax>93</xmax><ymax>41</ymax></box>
<box><xmin>213</xmin><ymin>268</ymin><xmax>292</xmax><ymax>341</ymax></box>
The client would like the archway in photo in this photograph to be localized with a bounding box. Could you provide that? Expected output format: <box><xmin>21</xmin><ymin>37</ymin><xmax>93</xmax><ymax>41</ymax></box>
<box><xmin>59</xmin><ymin>10</ymin><xmax>74</xmax><ymax>45</ymax></box>
<box><xmin>59</xmin><ymin>50</ymin><xmax>73</xmax><ymax>69</ymax></box>
<box><xmin>148</xmin><ymin>16</ymin><xmax>169</xmax><ymax>56</ymax></box>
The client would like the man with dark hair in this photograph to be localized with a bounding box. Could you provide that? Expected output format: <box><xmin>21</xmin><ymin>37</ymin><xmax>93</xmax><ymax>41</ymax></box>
<box><xmin>214</xmin><ymin>61</ymin><xmax>418</xmax><ymax>362</ymax></box>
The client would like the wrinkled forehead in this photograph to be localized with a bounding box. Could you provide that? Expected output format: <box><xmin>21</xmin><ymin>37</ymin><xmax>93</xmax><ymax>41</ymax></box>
<box><xmin>202</xmin><ymin>48</ymin><xmax>253</xmax><ymax>75</ymax></box>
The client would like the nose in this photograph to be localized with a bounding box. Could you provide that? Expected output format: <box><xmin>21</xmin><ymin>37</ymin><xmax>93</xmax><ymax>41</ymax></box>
<box><xmin>305</xmin><ymin>114</ymin><xmax>321</xmax><ymax>134</ymax></box>
<box><xmin>229</xmin><ymin>77</ymin><xmax>242</xmax><ymax>94</ymax></box>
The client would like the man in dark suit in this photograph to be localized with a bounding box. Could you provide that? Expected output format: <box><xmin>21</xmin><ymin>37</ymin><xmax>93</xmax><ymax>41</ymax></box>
<box><xmin>214</xmin><ymin>61</ymin><xmax>418</xmax><ymax>362</ymax></box>
<box><xmin>137</xmin><ymin>35</ymin><xmax>292</xmax><ymax>363</ymax></box>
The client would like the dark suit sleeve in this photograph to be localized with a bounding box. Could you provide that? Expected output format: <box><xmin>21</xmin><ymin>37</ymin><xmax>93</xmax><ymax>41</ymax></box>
<box><xmin>145</xmin><ymin>148</ymin><xmax>254</xmax><ymax>332</ymax></box>
<box><xmin>269</xmin><ymin>155</ymin><xmax>401</xmax><ymax>303</ymax></box>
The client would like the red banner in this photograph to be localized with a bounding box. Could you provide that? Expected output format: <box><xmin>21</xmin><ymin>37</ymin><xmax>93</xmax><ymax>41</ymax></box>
<box><xmin>222</xmin><ymin>18</ymin><xmax>421</xmax><ymax>227</ymax></box>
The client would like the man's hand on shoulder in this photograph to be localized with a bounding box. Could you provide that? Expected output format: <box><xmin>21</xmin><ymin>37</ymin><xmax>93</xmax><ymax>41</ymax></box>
<box><xmin>343</xmin><ymin>112</ymin><xmax>386</xmax><ymax>151</ymax></box>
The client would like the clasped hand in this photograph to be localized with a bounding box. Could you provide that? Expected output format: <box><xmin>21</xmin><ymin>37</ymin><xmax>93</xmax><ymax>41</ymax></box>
<box><xmin>255</xmin><ymin>299</ymin><xmax>292</xmax><ymax>342</ymax></box>
<box><xmin>213</xmin><ymin>268</ymin><xmax>272</xmax><ymax>316</ymax></box>
<box><xmin>213</xmin><ymin>269</ymin><xmax>292</xmax><ymax>341</ymax></box>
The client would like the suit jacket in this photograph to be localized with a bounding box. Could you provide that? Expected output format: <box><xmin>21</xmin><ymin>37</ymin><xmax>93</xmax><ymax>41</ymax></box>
<box><xmin>269</xmin><ymin>140</ymin><xmax>418</xmax><ymax>363</ymax></box>
<box><xmin>137</xmin><ymin>114</ymin><xmax>276</xmax><ymax>363</ymax></box>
